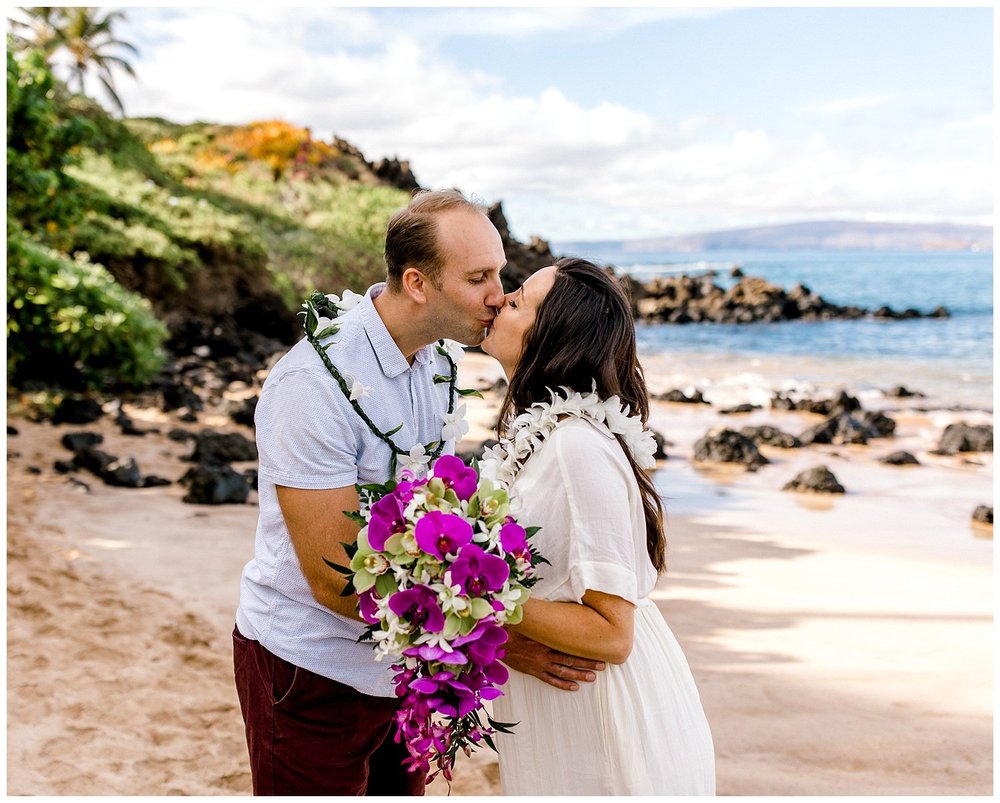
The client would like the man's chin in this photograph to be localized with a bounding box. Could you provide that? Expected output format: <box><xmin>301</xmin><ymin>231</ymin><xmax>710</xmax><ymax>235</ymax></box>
<box><xmin>461</xmin><ymin>328</ymin><xmax>487</xmax><ymax>347</ymax></box>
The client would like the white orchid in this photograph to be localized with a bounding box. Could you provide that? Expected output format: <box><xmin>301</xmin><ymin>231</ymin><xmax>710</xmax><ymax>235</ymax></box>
<box><xmin>440</xmin><ymin>403</ymin><xmax>469</xmax><ymax>442</ymax></box>
<box><xmin>313</xmin><ymin>314</ymin><xmax>339</xmax><ymax>338</ymax></box>
<box><xmin>337</xmin><ymin>288</ymin><xmax>365</xmax><ymax>311</ymax></box>
<box><xmin>398</xmin><ymin>442</ymin><xmax>431</xmax><ymax>477</ymax></box>
<box><xmin>348</xmin><ymin>376</ymin><xmax>373</xmax><ymax>401</ymax></box>
<box><xmin>439</xmin><ymin>339</ymin><xmax>466</xmax><ymax>364</ymax></box>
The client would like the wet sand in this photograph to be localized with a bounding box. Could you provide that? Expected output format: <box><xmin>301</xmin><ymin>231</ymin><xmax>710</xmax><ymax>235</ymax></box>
<box><xmin>5</xmin><ymin>351</ymin><xmax>993</xmax><ymax>795</ymax></box>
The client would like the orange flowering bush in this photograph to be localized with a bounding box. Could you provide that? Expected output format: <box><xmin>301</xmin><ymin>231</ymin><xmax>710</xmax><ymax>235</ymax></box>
<box><xmin>206</xmin><ymin>121</ymin><xmax>345</xmax><ymax>179</ymax></box>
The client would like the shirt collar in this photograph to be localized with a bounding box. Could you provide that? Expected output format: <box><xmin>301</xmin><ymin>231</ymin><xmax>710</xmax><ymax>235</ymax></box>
<box><xmin>360</xmin><ymin>283</ymin><xmax>434</xmax><ymax>378</ymax></box>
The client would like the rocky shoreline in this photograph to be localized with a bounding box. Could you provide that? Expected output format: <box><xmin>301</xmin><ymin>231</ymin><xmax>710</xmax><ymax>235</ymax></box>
<box><xmin>10</xmin><ymin>340</ymin><xmax>992</xmax><ymax>529</ymax></box>
<box><xmin>622</xmin><ymin>268</ymin><xmax>949</xmax><ymax>325</ymax></box>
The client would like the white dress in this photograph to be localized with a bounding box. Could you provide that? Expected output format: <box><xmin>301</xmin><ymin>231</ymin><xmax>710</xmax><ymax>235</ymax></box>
<box><xmin>492</xmin><ymin>418</ymin><xmax>715</xmax><ymax>796</ymax></box>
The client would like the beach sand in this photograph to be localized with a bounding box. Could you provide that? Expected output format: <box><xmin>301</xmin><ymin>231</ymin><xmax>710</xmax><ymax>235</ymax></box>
<box><xmin>5</xmin><ymin>351</ymin><xmax>993</xmax><ymax>795</ymax></box>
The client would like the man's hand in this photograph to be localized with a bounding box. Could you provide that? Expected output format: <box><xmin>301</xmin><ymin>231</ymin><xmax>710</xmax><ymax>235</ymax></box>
<box><xmin>501</xmin><ymin>629</ymin><xmax>606</xmax><ymax>691</ymax></box>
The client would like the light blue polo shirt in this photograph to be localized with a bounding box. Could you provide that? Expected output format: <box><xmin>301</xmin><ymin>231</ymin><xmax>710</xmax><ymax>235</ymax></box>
<box><xmin>236</xmin><ymin>283</ymin><xmax>454</xmax><ymax>696</ymax></box>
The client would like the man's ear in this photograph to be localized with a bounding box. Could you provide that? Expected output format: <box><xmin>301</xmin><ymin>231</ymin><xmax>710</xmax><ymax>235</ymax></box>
<box><xmin>401</xmin><ymin>266</ymin><xmax>430</xmax><ymax>304</ymax></box>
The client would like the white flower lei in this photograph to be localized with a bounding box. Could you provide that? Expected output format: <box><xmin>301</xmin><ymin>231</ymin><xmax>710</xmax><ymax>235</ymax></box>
<box><xmin>478</xmin><ymin>384</ymin><xmax>659</xmax><ymax>489</ymax></box>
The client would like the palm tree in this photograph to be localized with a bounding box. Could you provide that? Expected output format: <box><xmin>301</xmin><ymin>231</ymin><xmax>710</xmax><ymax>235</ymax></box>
<box><xmin>10</xmin><ymin>7</ymin><xmax>139</xmax><ymax>116</ymax></box>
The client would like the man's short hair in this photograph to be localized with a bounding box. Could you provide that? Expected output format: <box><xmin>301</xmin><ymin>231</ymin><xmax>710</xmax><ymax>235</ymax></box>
<box><xmin>384</xmin><ymin>189</ymin><xmax>488</xmax><ymax>291</ymax></box>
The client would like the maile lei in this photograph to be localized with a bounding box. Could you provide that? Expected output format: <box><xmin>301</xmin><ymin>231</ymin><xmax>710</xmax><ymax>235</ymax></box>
<box><xmin>479</xmin><ymin>384</ymin><xmax>659</xmax><ymax>489</ymax></box>
<box><xmin>301</xmin><ymin>290</ymin><xmax>483</xmax><ymax>480</ymax></box>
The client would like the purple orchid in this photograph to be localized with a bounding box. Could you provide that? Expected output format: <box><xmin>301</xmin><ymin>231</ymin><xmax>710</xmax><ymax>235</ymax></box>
<box><xmin>358</xmin><ymin>588</ymin><xmax>381</xmax><ymax>624</ymax></box>
<box><xmin>431</xmin><ymin>454</ymin><xmax>479</xmax><ymax>501</ymax></box>
<box><xmin>368</xmin><ymin>491</ymin><xmax>408</xmax><ymax>551</ymax></box>
<box><xmin>466</xmin><ymin>622</ymin><xmax>509</xmax><ymax>668</ymax></box>
<box><xmin>449</xmin><ymin>543</ymin><xmax>510</xmax><ymax>597</ymax></box>
<box><xmin>388</xmin><ymin>584</ymin><xmax>446</xmax><ymax>633</ymax></box>
<box><xmin>499</xmin><ymin>519</ymin><xmax>527</xmax><ymax>553</ymax></box>
<box><xmin>403</xmin><ymin>643</ymin><xmax>468</xmax><ymax>664</ymax></box>
<box><xmin>414</xmin><ymin>511</ymin><xmax>473</xmax><ymax>559</ymax></box>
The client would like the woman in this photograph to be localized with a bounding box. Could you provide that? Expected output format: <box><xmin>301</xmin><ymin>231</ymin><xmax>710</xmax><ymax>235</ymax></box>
<box><xmin>480</xmin><ymin>258</ymin><xmax>715</xmax><ymax>795</ymax></box>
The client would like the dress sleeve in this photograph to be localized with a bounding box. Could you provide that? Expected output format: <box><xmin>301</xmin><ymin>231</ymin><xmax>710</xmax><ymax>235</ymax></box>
<box><xmin>550</xmin><ymin>423</ymin><xmax>640</xmax><ymax>604</ymax></box>
<box><xmin>256</xmin><ymin>367</ymin><xmax>361</xmax><ymax>489</ymax></box>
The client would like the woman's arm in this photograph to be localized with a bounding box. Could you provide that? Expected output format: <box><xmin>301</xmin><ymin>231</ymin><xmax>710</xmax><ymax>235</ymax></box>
<box><xmin>509</xmin><ymin>590</ymin><xmax>635</xmax><ymax>665</ymax></box>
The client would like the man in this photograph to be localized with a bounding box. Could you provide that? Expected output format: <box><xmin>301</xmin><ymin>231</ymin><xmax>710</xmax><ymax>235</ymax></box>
<box><xmin>233</xmin><ymin>189</ymin><xmax>603</xmax><ymax>796</ymax></box>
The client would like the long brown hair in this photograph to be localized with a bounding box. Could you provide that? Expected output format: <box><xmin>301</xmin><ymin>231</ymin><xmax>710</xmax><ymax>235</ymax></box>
<box><xmin>498</xmin><ymin>257</ymin><xmax>667</xmax><ymax>573</ymax></box>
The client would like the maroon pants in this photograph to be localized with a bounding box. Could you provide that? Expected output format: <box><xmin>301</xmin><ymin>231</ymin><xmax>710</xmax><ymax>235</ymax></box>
<box><xmin>232</xmin><ymin>624</ymin><xmax>425</xmax><ymax>796</ymax></box>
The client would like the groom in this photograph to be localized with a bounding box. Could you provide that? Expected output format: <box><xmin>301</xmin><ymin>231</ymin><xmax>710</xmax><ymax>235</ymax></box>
<box><xmin>232</xmin><ymin>188</ymin><xmax>604</xmax><ymax>796</ymax></box>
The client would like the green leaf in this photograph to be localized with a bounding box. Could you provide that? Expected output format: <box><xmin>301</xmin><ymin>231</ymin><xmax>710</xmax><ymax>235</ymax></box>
<box><xmin>385</xmin><ymin>422</ymin><xmax>404</xmax><ymax>437</ymax></box>
<box><xmin>457</xmin><ymin>387</ymin><xmax>484</xmax><ymax>399</ymax></box>
<box><xmin>343</xmin><ymin>511</ymin><xmax>367</xmax><ymax>527</ymax></box>
<box><xmin>322</xmin><ymin>557</ymin><xmax>351</xmax><ymax>575</ymax></box>
<box><xmin>524</xmin><ymin>525</ymin><xmax>542</xmax><ymax>538</ymax></box>
<box><xmin>486</xmin><ymin>716</ymin><xmax>520</xmax><ymax>733</ymax></box>
<box><xmin>482</xmin><ymin>734</ymin><xmax>498</xmax><ymax>753</ymax></box>
<box><xmin>342</xmin><ymin>541</ymin><xmax>359</xmax><ymax>560</ymax></box>
<box><xmin>313</xmin><ymin>325</ymin><xmax>340</xmax><ymax>340</ymax></box>
<box><xmin>433</xmin><ymin>373</ymin><xmax>451</xmax><ymax>384</ymax></box>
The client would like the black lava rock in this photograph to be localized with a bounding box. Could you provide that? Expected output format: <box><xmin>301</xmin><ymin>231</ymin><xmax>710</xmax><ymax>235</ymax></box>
<box><xmin>740</xmin><ymin>425</ymin><xmax>802</xmax><ymax>449</ymax></box>
<box><xmin>188</xmin><ymin>430</ymin><xmax>258</xmax><ymax>464</ymax></box>
<box><xmin>652</xmin><ymin>430</ymin><xmax>670</xmax><ymax>460</ymax></box>
<box><xmin>52</xmin><ymin>396</ymin><xmax>104</xmax><ymax>425</ymax></box>
<box><xmin>7</xmin><ymin>425</ymin><xmax>18</xmax><ymax>436</ymax></box>
<box><xmin>783</xmin><ymin>465</ymin><xmax>846</xmax><ymax>494</ymax></box>
<box><xmin>885</xmin><ymin>385</ymin><xmax>925</xmax><ymax>398</ymax></box>
<box><xmin>655</xmin><ymin>388</ymin><xmax>709</xmax><ymax>405</ymax></box>
<box><xmin>692</xmin><ymin>429</ymin><xmax>768</xmax><ymax>471</ymax></box>
<box><xmin>719</xmin><ymin>403</ymin><xmax>761</xmax><ymax>415</ymax></box>
<box><xmin>162</xmin><ymin>382</ymin><xmax>204</xmax><ymax>413</ymax></box>
<box><xmin>181</xmin><ymin>464</ymin><xmax>252</xmax><ymax>504</ymax></box>
<box><xmin>102</xmin><ymin>457</ymin><xmax>144</xmax><ymax>488</ymax></box>
<box><xmin>168</xmin><ymin>428</ymin><xmax>196</xmax><ymax>442</ymax></box>
<box><xmin>230</xmin><ymin>396</ymin><xmax>259</xmax><ymax>428</ymax></box>
<box><xmin>972</xmin><ymin>505</ymin><xmax>993</xmax><ymax>524</ymax></box>
<box><xmin>115</xmin><ymin>408</ymin><xmax>147</xmax><ymax>436</ymax></box>
<box><xmin>61</xmin><ymin>432</ymin><xmax>104</xmax><ymax>453</ymax></box>
<box><xmin>72</xmin><ymin>447</ymin><xmax>117</xmax><ymax>475</ymax></box>
<box><xmin>142</xmin><ymin>475</ymin><xmax>173</xmax><ymax>488</ymax></box>
<box><xmin>934</xmin><ymin>423</ymin><xmax>993</xmax><ymax>455</ymax></box>
<box><xmin>879</xmin><ymin>451</ymin><xmax>920</xmax><ymax>466</ymax></box>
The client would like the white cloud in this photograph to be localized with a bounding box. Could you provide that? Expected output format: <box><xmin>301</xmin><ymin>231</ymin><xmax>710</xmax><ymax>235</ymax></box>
<box><xmin>109</xmin><ymin>8</ymin><xmax>989</xmax><ymax>241</ymax></box>
<box><xmin>802</xmin><ymin>96</ymin><xmax>889</xmax><ymax>116</ymax></box>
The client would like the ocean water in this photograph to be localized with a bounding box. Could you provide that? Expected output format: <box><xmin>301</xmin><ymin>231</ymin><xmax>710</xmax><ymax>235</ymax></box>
<box><xmin>564</xmin><ymin>248</ymin><xmax>994</xmax><ymax>409</ymax></box>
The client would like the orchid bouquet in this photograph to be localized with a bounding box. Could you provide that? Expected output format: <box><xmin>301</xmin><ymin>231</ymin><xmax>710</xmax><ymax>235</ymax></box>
<box><xmin>330</xmin><ymin>453</ymin><xmax>545</xmax><ymax>782</ymax></box>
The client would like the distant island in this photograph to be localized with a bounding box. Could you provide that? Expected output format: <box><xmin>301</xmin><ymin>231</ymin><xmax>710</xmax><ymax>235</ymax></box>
<box><xmin>556</xmin><ymin>220</ymin><xmax>992</xmax><ymax>254</ymax></box>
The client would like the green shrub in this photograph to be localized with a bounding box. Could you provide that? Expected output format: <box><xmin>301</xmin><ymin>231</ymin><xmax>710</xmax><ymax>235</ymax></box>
<box><xmin>7</xmin><ymin>228</ymin><xmax>168</xmax><ymax>389</ymax></box>
<box><xmin>6</xmin><ymin>47</ymin><xmax>97</xmax><ymax>244</ymax></box>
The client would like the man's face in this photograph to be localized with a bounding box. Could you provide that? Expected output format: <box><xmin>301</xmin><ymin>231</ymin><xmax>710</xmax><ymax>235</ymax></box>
<box><xmin>423</xmin><ymin>208</ymin><xmax>507</xmax><ymax>345</ymax></box>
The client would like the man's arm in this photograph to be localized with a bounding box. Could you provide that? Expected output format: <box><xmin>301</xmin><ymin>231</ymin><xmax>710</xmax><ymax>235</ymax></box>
<box><xmin>276</xmin><ymin>484</ymin><xmax>362</xmax><ymax>620</ymax></box>
<box><xmin>502</xmin><ymin>628</ymin><xmax>606</xmax><ymax>691</ymax></box>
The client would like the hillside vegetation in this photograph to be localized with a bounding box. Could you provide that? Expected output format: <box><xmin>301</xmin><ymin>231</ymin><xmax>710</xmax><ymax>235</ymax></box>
<box><xmin>8</xmin><ymin>46</ymin><xmax>412</xmax><ymax>391</ymax></box>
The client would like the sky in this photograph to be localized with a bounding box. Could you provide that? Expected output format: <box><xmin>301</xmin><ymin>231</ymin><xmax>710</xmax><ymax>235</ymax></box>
<box><xmin>43</xmin><ymin>5</ymin><xmax>995</xmax><ymax>243</ymax></box>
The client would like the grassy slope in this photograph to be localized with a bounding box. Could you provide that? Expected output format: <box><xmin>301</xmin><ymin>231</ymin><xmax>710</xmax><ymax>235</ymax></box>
<box><xmin>64</xmin><ymin>114</ymin><xmax>410</xmax><ymax>313</ymax></box>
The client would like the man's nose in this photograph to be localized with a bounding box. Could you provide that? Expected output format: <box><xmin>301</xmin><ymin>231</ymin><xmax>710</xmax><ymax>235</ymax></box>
<box><xmin>485</xmin><ymin>273</ymin><xmax>506</xmax><ymax>308</ymax></box>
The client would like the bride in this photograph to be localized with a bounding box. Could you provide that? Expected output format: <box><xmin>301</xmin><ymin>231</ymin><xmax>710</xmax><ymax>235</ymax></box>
<box><xmin>480</xmin><ymin>257</ymin><xmax>715</xmax><ymax>795</ymax></box>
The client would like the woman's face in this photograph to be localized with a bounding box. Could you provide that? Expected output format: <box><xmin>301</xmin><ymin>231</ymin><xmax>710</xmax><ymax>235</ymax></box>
<box><xmin>481</xmin><ymin>265</ymin><xmax>558</xmax><ymax>378</ymax></box>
